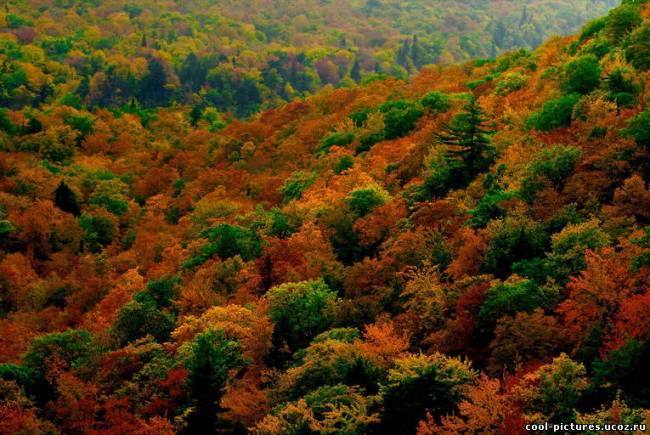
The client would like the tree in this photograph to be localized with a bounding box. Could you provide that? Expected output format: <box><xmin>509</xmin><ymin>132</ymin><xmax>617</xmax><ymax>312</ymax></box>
<box><xmin>489</xmin><ymin>309</ymin><xmax>565</xmax><ymax>374</ymax></box>
<box><xmin>206</xmin><ymin>66</ymin><xmax>262</xmax><ymax>117</ymax></box>
<box><xmin>577</xmin><ymin>395</ymin><xmax>647</xmax><ymax>429</ymax></box>
<box><xmin>493</xmin><ymin>20</ymin><xmax>507</xmax><ymax>48</ymax></box>
<box><xmin>436</xmin><ymin>97</ymin><xmax>495</xmax><ymax>186</ymax></box>
<box><xmin>545</xmin><ymin>219</ymin><xmax>610</xmax><ymax>283</ymax></box>
<box><xmin>482</xmin><ymin>217</ymin><xmax>547</xmax><ymax>278</ymax></box>
<box><xmin>79</xmin><ymin>211</ymin><xmax>117</xmax><ymax>253</ymax></box>
<box><xmin>277</xmin><ymin>339</ymin><xmax>381</xmax><ymax>398</ymax></box>
<box><xmin>421</xmin><ymin>375</ymin><xmax>509</xmax><ymax>434</ymax></box>
<box><xmin>495</xmin><ymin>72</ymin><xmax>529</xmax><ymax>96</ymax></box>
<box><xmin>54</xmin><ymin>181</ymin><xmax>80</xmax><ymax>216</ymax></box>
<box><xmin>626</xmin><ymin>23</ymin><xmax>650</xmax><ymax>71</ymax></box>
<box><xmin>477</xmin><ymin>279</ymin><xmax>549</xmax><ymax>337</ymax></box>
<box><xmin>592</xmin><ymin>339</ymin><xmax>650</xmax><ymax>407</ymax></box>
<box><xmin>562</xmin><ymin>55</ymin><xmax>601</xmax><ymax>95</ymax></box>
<box><xmin>525</xmin><ymin>93</ymin><xmax>580</xmax><ymax>131</ymax></box>
<box><xmin>605</xmin><ymin>4</ymin><xmax>642</xmax><ymax>42</ymax></box>
<box><xmin>22</xmin><ymin>330</ymin><xmax>94</xmax><ymax>376</ymax></box>
<box><xmin>379</xmin><ymin>100</ymin><xmax>424</xmax><ymax>139</ymax></box>
<box><xmin>140</xmin><ymin>58</ymin><xmax>173</xmax><ymax>107</ymax></box>
<box><xmin>179</xmin><ymin>53</ymin><xmax>209</xmax><ymax>93</ymax></box>
<box><xmin>624</xmin><ymin>110</ymin><xmax>650</xmax><ymax>152</ymax></box>
<box><xmin>348</xmin><ymin>187</ymin><xmax>388</xmax><ymax>217</ymax></box>
<box><xmin>143</xmin><ymin>275</ymin><xmax>181</xmax><ymax>309</ymax></box>
<box><xmin>279</xmin><ymin>171</ymin><xmax>316</xmax><ymax>201</ymax></box>
<box><xmin>411</xmin><ymin>35</ymin><xmax>424</xmax><ymax>68</ymax></box>
<box><xmin>318</xmin><ymin>133</ymin><xmax>354</xmax><ymax>154</ymax></box>
<box><xmin>184</xmin><ymin>329</ymin><xmax>246</xmax><ymax>434</ymax></box>
<box><xmin>605</xmin><ymin>67</ymin><xmax>641</xmax><ymax>108</ymax></box>
<box><xmin>513</xmin><ymin>353</ymin><xmax>588</xmax><ymax>423</ymax></box>
<box><xmin>519</xmin><ymin>145</ymin><xmax>583</xmax><ymax>202</ymax></box>
<box><xmin>420</xmin><ymin>91</ymin><xmax>451</xmax><ymax>114</ymax></box>
<box><xmin>111</xmin><ymin>296</ymin><xmax>175</xmax><ymax>346</ymax></box>
<box><xmin>183</xmin><ymin>224</ymin><xmax>262</xmax><ymax>269</ymax></box>
<box><xmin>351</xmin><ymin>59</ymin><xmax>361</xmax><ymax>82</ymax></box>
<box><xmin>266</xmin><ymin>279</ymin><xmax>337</xmax><ymax>360</ymax></box>
<box><xmin>253</xmin><ymin>384</ymin><xmax>379</xmax><ymax>434</ymax></box>
<box><xmin>400</xmin><ymin>264</ymin><xmax>447</xmax><ymax>339</ymax></box>
<box><xmin>379</xmin><ymin>353</ymin><xmax>476</xmax><ymax>434</ymax></box>
<box><xmin>557</xmin><ymin>249</ymin><xmax>639</xmax><ymax>356</ymax></box>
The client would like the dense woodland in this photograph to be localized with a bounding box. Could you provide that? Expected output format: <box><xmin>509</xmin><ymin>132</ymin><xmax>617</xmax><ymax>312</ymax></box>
<box><xmin>0</xmin><ymin>0</ymin><xmax>618</xmax><ymax>117</ymax></box>
<box><xmin>2</xmin><ymin>0</ymin><xmax>650</xmax><ymax>433</ymax></box>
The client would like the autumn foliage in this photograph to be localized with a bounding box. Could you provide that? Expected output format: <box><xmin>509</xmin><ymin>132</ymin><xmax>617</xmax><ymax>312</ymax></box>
<box><xmin>2</xmin><ymin>0</ymin><xmax>650</xmax><ymax>433</ymax></box>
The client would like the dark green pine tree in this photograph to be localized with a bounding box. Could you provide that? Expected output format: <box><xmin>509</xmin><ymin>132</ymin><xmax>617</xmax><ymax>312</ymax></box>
<box><xmin>396</xmin><ymin>39</ymin><xmax>411</xmax><ymax>70</ymax></box>
<box><xmin>184</xmin><ymin>329</ymin><xmax>246</xmax><ymax>434</ymax></box>
<box><xmin>54</xmin><ymin>181</ymin><xmax>80</xmax><ymax>216</ymax></box>
<box><xmin>180</xmin><ymin>52</ymin><xmax>208</xmax><ymax>93</ymax></box>
<box><xmin>493</xmin><ymin>19</ymin><xmax>507</xmax><ymax>48</ymax></box>
<box><xmin>411</xmin><ymin>35</ymin><xmax>423</xmax><ymax>69</ymax></box>
<box><xmin>436</xmin><ymin>97</ymin><xmax>496</xmax><ymax>186</ymax></box>
<box><xmin>351</xmin><ymin>58</ymin><xmax>361</xmax><ymax>83</ymax></box>
<box><xmin>140</xmin><ymin>57</ymin><xmax>172</xmax><ymax>107</ymax></box>
<box><xmin>519</xmin><ymin>5</ymin><xmax>529</xmax><ymax>27</ymax></box>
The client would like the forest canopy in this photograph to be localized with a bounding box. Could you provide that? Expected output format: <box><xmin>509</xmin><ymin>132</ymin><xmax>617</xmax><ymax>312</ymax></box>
<box><xmin>2</xmin><ymin>0</ymin><xmax>650</xmax><ymax>433</ymax></box>
<box><xmin>0</xmin><ymin>0</ymin><xmax>619</xmax><ymax>118</ymax></box>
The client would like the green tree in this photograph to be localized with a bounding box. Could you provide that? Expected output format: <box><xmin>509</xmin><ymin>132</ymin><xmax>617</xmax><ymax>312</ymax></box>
<box><xmin>0</xmin><ymin>364</ymin><xmax>50</xmax><ymax>405</ymax></box>
<box><xmin>111</xmin><ymin>296</ymin><xmax>175</xmax><ymax>346</ymax></box>
<box><xmin>495</xmin><ymin>72</ymin><xmax>529</xmax><ymax>96</ymax></box>
<box><xmin>624</xmin><ymin>110</ymin><xmax>650</xmax><ymax>152</ymax></box>
<box><xmin>605</xmin><ymin>67</ymin><xmax>640</xmax><ymax>108</ymax></box>
<box><xmin>379</xmin><ymin>353</ymin><xmax>476</xmax><ymax>434</ymax></box>
<box><xmin>592</xmin><ymin>339</ymin><xmax>650</xmax><ymax>407</ymax></box>
<box><xmin>477</xmin><ymin>280</ymin><xmax>549</xmax><ymax>335</ymax></box>
<box><xmin>79</xmin><ymin>212</ymin><xmax>116</xmax><ymax>253</ymax></box>
<box><xmin>267</xmin><ymin>279</ymin><xmax>337</xmax><ymax>359</ymax></box>
<box><xmin>351</xmin><ymin>59</ymin><xmax>362</xmax><ymax>82</ymax></box>
<box><xmin>515</xmin><ymin>353</ymin><xmax>589</xmax><ymax>423</ymax></box>
<box><xmin>482</xmin><ymin>218</ymin><xmax>547</xmax><ymax>278</ymax></box>
<box><xmin>22</xmin><ymin>330</ymin><xmax>94</xmax><ymax>376</ymax></box>
<box><xmin>140</xmin><ymin>57</ymin><xmax>173</xmax><ymax>107</ymax></box>
<box><xmin>333</xmin><ymin>155</ymin><xmax>354</xmax><ymax>174</ymax></box>
<box><xmin>379</xmin><ymin>100</ymin><xmax>424</xmax><ymax>139</ymax></box>
<box><xmin>626</xmin><ymin>23</ymin><xmax>650</xmax><ymax>71</ymax></box>
<box><xmin>255</xmin><ymin>384</ymin><xmax>379</xmax><ymax>434</ymax></box>
<box><xmin>318</xmin><ymin>132</ymin><xmax>355</xmax><ymax>154</ymax></box>
<box><xmin>64</xmin><ymin>115</ymin><xmax>94</xmax><ymax>144</ymax></box>
<box><xmin>545</xmin><ymin>219</ymin><xmax>610</xmax><ymax>283</ymax></box>
<box><xmin>184</xmin><ymin>329</ymin><xmax>246</xmax><ymax>434</ymax></box>
<box><xmin>281</xmin><ymin>339</ymin><xmax>382</xmax><ymax>398</ymax></box>
<box><xmin>280</xmin><ymin>171</ymin><xmax>316</xmax><ymax>201</ymax></box>
<box><xmin>420</xmin><ymin>91</ymin><xmax>451</xmax><ymax>114</ymax></box>
<box><xmin>605</xmin><ymin>4</ymin><xmax>642</xmax><ymax>43</ymax></box>
<box><xmin>347</xmin><ymin>187</ymin><xmax>387</xmax><ymax>217</ymax></box>
<box><xmin>184</xmin><ymin>224</ymin><xmax>263</xmax><ymax>268</ymax></box>
<box><xmin>562</xmin><ymin>55</ymin><xmax>601</xmax><ymax>95</ymax></box>
<box><xmin>143</xmin><ymin>275</ymin><xmax>181</xmax><ymax>309</ymax></box>
<box><xmin>526</xmin><ymin>93</ymin><xmax>580</xmax><ymax>132</ymax></box>
<box><xmin>519</xmin><ymin>145</ymin><xmax>583</xmax><ymax>202</ymax></box>
<box><xmin>436</xmin><ymin>97</ymin><xmax>495</xmax><ymax>185</ymax></box>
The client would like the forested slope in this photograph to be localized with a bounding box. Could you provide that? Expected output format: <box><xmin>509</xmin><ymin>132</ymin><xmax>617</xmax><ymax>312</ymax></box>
<box><xmin>1</xmin><ymin>0</ymin><xmax>650</xmax><ymax>433</ymax></box>
<box><xmin>0</xmin><ymin>0</ymin><xmax>618</xmax><ymax>117</ymax></box>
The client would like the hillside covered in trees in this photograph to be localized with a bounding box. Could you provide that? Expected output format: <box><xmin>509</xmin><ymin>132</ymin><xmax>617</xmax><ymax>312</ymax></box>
<box><xmin>2</xmin><ymin>0</ymin><xmax>650</xmax><ymax>433</ymax></box>
<box><xmin>0</xmin><ymin>0</ymin><xmax>618</xmax><ymax>118</ymax></box>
